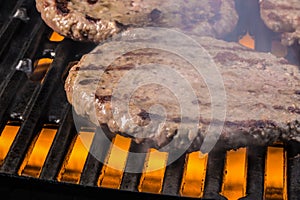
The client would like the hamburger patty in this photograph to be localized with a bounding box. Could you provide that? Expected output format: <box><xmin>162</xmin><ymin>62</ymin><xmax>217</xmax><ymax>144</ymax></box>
<box><xmin>260</xmin><ymin>0</ymin><xmax>300</xmax><ymax>46</ymax></box>
<box><xmin>64</xmin><ymin>29</ymin><xmax>300</xmax><ymax>153</ymax></box>
<box><xmin>35</xmin><ymin>0</ymin><xmax>238</xmax><ymax>43</ymax></box>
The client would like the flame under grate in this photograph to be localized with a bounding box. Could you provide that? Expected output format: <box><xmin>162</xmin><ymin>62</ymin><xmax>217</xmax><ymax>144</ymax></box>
<box><xmin>0</xmin><ymin>123</ymin><xmax>292</xmax><ymax>200</ymax></box>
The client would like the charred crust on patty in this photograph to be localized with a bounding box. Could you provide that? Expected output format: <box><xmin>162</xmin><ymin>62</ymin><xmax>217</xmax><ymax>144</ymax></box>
<box><xmin>149</xmin><ymin>9</ymin><xmax>162</xmax><ymax>22</ymax></box>
<box><xmin>95</xmin><ymin>95</ymin><xmax>112</xmax><ymax>104</ymax></box>
<box><xmin>85</xmin><ymin>15</ymin><xmax>101</xmax><ymax>23</ymax></box>
<box><xmin>87</xmin><ymin>0</ymin><xmax>98</xmax><ymax>4</ymax></box>
<box><xmin>55</xmin><ymin>0</ymin><xmax>70</xmax><ymax>15</ymax></box>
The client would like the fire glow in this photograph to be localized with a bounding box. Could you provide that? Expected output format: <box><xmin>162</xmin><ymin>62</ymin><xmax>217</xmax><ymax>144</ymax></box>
<box><xmin>0</xmin><ymin>124</ymin><xmax>288</xmax><ymax>199</ymax></box>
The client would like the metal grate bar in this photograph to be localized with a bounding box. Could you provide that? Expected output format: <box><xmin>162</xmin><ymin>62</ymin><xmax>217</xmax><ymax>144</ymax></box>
<box><xmin>287</xmin><ymin>141</ymin><xmax>300</xmax><ymax>200</ymax></box>
<box><xmin>0</xmin><ymin>71</ymin><xmax>27</xmax><ymax>133</ymax></box>
<box><xmin>46</xmin><ymin>80</ymin><xmax>69</xmax><ymax>124</ymax></box>
<box><xmin>0</xmin><ymin>1</ymin><xmax>42</xmax><ymax>80</ymax></box>
<box><xmin>0</xmin><ymin>19</ymin><xmax>22</xmax><ymax>58</ymax></box>
<box><xmin>162</xmin><ymin>153</ymin><xmax>186</xmax><ymax>196</ymax></box>
<box><xmin>224</xmin><ymin>0</ymin><xmax>248</xmax><ymax>42</ymax></box>
<box><xmin>0</xmin><ymin>173</ymin><xmax>200</xmax><ymax>200</ymax></box>
<box><xmin>286</xmin><ymin>44</ymin><xmax>300</xmax><ymax>67</ymax></box>
<box><xmin>239</xmin><ymin>146</ymin><xmax>266</xmax><ymax>200</ymax></box>
<box><xmin>0</xmin><ymin>0</ymin><xmax>32</xmax><ymax>57</ymax></box>
<box><xmin>79</xmin><ymin>125</ymin><xmax>115</xmax><ymax>186</ymax></box>
<box><xmin>249</xmin><ymin>0</ymin><xmax>273</xmax><ymax>52</ymax></box>
<box><xmin>0</xmin><ymin>39</ymin><xmax>78</xmax><ymax>174</ymax></box>
<box><xmin>120</xmin><ymin>141</ymin><xmax>149</xmax><ymax>191</ymax></box>
<box><xmin>9</xmin><ymin>81</ymin><xmax>40</xmax><ymax>121</ymax></box>
<box><xmin>253</xmin><ymin>22</ymin><xmax>273</xmax><ymax>53</ymax></box>
<box><xmin>0</xmin><ymin>0</ymin><xmax>20</xmax><ymax>29</ymax></box>
<box><xmin>0</xmin><ymin>12</ymin><xmax>45</xmax><ymax>130</ymax></box>
<box><xmin>202</xmin><ymin>150</ymin><xmax>227</xmax><ymax>200</ymax></box>
<box><xmin>39</xmin><ymin>105</ymin><xmax>76</xmax><ymax>180</ymax></box>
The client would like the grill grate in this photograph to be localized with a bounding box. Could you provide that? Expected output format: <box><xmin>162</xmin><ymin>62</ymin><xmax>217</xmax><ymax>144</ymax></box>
<box><xmin>0</xmin><ymin>0</ymin><xmax>300</xmax><ymax>200</ymax></box>
<box><xmin>286</xmin><ymin>141</ymin><xmax>300</xmax><ymax>200</ymax></box>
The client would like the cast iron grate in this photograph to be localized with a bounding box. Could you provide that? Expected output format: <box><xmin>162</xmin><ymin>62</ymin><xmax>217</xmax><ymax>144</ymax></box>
<box><xmin>0</xmin><ymin>1</ymin><xmax>299</xmax><ymax>200</ymax></box>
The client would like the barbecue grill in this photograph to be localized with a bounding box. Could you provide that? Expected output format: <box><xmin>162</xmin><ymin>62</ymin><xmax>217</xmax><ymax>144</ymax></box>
<box><xmin>0</xmin><ymin>0</ymin><xmax>300</xmax><ymax>200</ymax></box>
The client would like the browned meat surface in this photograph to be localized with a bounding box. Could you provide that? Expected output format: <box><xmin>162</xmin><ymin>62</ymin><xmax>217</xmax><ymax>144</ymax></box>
<box><xmin>260</xmin><ymin>0</ymin><xmax>300</xmax><ymax>46</ymax></box>
<box><xmin>35</xmin><ymin>0</ymin><xmax>238</xmax><ymax>43</ymax></box>
<box><xmin>64</xmin><ymin>30</ymin><xmax>300</xmax><ymax>153</ymax></box>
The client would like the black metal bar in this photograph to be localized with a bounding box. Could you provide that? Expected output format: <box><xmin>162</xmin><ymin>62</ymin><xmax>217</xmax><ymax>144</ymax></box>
<box><xmin>203</xmin><ymin>150</ymin><xmax>227</xmax><ymax>200</ymax></box>
<box><xmin>79</xmin><ymin>125</ymin><xmax>114</xmax><ymax>186</ymax></box>
<box><xmin>9</xmin><ymin>80</ymin><xmax>39</xmax><ymax>121</ymax></box>
<box><xmin>224</xmin><ymin>0</ymin><xmax>248</xmax><ymax>42</ymax></box>
<box><xmin>249</xmin><ymin>0</ymin><xmax>273</xmax><ymax>52</ymax></box>
<box><xmin>0</xmin><ymin>20</ymin><xmax>21</xmax><ymax>59</ymax></box>
<box><xmin>0</xmin><ymin>173</ymin><xmax>203</xmax><ymax>200</ymax></box>
<box><xmin>238</xmin><ymin>146</ymin><xmax>266</xmax><ymax>200</ymax></box>
<box><xmin>9</xmin><ymin>35</ymin><xmax>60</xmax><ymax>123</ymax></box>
<box><xmin>162</xmin><ymin>153</ymin><xmax>187</xmax><ymax>196</ymax></box>
<box><xmin>46</xmin><ymin>82</ymin><xmax>69</xmax><ymax>124</ymax></box>
<box><xmin>286</xmin><ymin>141</ymin><xmax>300</xmax><ymax>200</ymax></box>
<box><xmin>0</xmin><ymin>39</ymin><xmax>77</xmax><ymax>174</ymax></box>
<box><xmin>39</xmin><ymin>105</ymin><xmax>77</xmax><ymax>180</ymax></box>
<box><xmin>0</xmin><ymin>11</ymin><xmax>45</xmax><ymax>128</ymax></box>
<box><xmin>0</xmin><ymin>16</ymin><xmax>44</xmax><ymax>87</ymax></box>
<box><xmin>0</xmin><ymin>0</ymin><xmax>29</xmax><ymax>57</ymax></box>
<box><xmin>0</xmin><ymin>18</ymin><xmax>46</xmax><ymax>136</ymax></box>
<box><xmin>286</xmin><ymin>43</ymin><xmax>300</xmax><ymax>67</ymax></box>
<box><xmin>0</xmin><ymin>0</ymin><xmax>20</xmax><ymax>30</ymax></box>
<box><xmin>0</xmin><ymin>71</ymin><xmax>27</xmax><ymax>133</ymax></box>
<box><xmin>120</xmin><ymin>141</ymin><xmax>149</xmax><ymax>191</ymax></box>
<box><xmin>253</xmin><ymin>22</ymin><xmax>273</xmax><ymax>53</ymax></box>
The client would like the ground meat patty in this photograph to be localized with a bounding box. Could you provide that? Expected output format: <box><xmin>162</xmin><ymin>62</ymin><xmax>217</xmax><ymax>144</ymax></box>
<box><xmin>64</xmin><ymin>29</ymin><xmax>300</xmax><ymax>153</ymax></box>
<box><xmin>35</xmin><ymin>0</ymin><xmax>238</xmax><ymax>43</ymax></box>
<box><xmin>260</xmin><ymin>0</ymin><xmax>300</xmax><ymax>46</ymax></box>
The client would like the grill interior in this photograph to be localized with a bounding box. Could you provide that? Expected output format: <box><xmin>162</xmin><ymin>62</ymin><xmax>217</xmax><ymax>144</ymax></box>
<box><xmin>0</xmin><ymin>0</ymin><xmax>300</xmax><ymax>200</ymax></box>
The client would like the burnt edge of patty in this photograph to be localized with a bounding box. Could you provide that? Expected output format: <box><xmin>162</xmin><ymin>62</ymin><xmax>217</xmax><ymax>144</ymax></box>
<box><xmin>56</xmin><ymin>0</ymin><xmax>70</xmax><ymax>15</ymax></box>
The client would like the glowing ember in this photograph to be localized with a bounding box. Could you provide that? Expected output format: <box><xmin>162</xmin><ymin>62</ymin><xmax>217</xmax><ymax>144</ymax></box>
<box><xmin>138</xmin><ymin>149</ymin><xmax>168</xmax><ymax>194</ymax></box>
<box><xmin>99</xmin><ymin>135</ymin><xmax>131</xmax><ymax>189</ymax></box>
<box><xmin>180</xmin><ymin>152</ymin><xmax>208</xmax><ymax>198</ymax></box>
<box><xmin>58</xmin><ymin>131</ymin><xmax>94</xmax><ymax>183</ymax></box>
<box><xmin>239</xmin><ymin>33</ymin><xmax>255</xmax><ymax>49</ymax></box>
<box><xmin>0</xmin><ymin>126</ymin><xmax>19</xmax><ymax>165</ymax></box>
<box><xmin>265</xmin><ymin>147</ymin><xmax>287</xmax><ymax>200</ymax></box>
<box><xmin>49</xmin><ymin>32</ymin><xmax>64</xmax><ymax>42</ymax></box>
<box><xmin>21</xmin><ymin>128</ymin><xmax>56</xmax><ymax>177</ymax></box>
<box><xmin>221</xmin><ymin>148</ymin><xmax>247</xmax><ymax>199</ymax></box>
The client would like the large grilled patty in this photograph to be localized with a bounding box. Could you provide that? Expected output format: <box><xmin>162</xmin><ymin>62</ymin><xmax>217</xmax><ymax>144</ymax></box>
<box><xmin>35</xmin><ymin>0</ymin><xmax>238</xmax><ymax>43</ymax></box>
<box><xmin>64</xmin><ymin>30</ymin><xmax>300</xmax><ymax>153</ymax></box>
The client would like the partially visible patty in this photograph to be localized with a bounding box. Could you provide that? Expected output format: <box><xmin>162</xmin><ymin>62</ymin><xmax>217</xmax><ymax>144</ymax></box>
<box><xmin>260</xmin><ymin>0</ymin><xmax>300</xmax><ymax>46</ymax></box>
<box><xmin>35</xmin><ymin>0</ymin><xmax>239</xmax><ymax>43</ymax></box>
